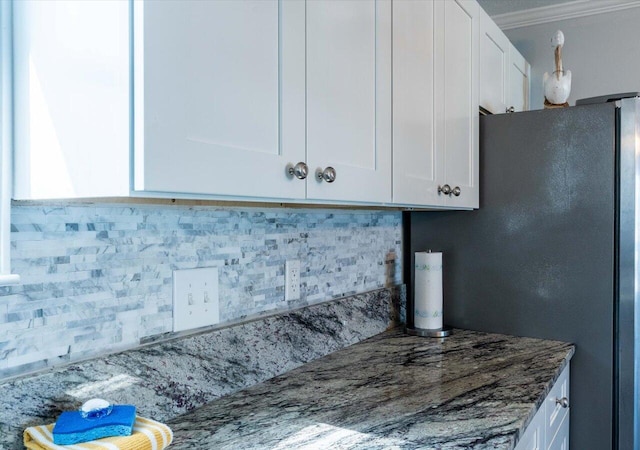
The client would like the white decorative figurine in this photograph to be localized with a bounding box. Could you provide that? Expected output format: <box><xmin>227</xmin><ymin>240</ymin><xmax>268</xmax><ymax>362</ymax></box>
<box><xmin>543</xmin><ymin>30</ymin><xmax>572</xmax><ymax>107</ymax></box>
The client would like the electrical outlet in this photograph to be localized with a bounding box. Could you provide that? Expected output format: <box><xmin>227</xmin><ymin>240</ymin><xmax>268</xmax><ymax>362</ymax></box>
<box><xmin>173</xmin><ymin>267</ymin><xmax>219</xmax><ymax>332</ymax></box>
<box><xmin>285</xmin><ymin>260</ymin><xmax>300</xmax><ymax>301</ymax></box>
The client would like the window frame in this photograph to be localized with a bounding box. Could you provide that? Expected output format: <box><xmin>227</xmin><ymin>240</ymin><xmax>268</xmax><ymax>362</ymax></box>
<box><xmin>0</xmin><ymin>1</ymin><xmax>20</xmax><ymax>286</ymax></box>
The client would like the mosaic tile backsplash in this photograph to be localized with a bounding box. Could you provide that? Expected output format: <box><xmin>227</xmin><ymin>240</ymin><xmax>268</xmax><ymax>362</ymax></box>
<box><xmin>0</xmin><ymin>202</ymin><xmax>402</xmax><ymax>379</ymax></box>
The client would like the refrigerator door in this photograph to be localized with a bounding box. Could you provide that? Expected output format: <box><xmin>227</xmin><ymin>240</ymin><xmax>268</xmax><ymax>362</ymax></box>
<box><xmin>616</xmin><ymin>97</ymin><xmax>640</xmax><ymax>450</ymax></box>
<box><xmin>407</xmin><ymin>103</ymin><xmax>617</xmax><ymax>450</ymax></box>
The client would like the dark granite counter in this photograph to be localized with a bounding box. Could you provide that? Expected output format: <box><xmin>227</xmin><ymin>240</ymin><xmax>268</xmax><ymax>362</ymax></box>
<box><xmin>168</xmin><ymin>329</ymin><xmax>574</xmax><ymax>449</ymax></box>
<box><xmin>0</xmin><ymin>288</ymin><xmax>403</xmax><ymax>449</ymax></box>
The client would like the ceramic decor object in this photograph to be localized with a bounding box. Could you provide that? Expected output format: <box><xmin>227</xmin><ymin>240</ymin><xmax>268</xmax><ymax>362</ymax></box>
<box><xmin>543</xmin><ymin>30</ymin><xmax>572</xmax><ymax>107</ymax></box>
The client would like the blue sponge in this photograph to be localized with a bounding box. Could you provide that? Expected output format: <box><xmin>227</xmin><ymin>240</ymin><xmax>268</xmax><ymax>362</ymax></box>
<box><xmin>53</xmin><ymin>405</ymin><xmax>137</xmax><ymax>445</ymax></box>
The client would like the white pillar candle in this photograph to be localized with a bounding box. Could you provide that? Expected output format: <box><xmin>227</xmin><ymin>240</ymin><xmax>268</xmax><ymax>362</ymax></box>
<box><xmin>414</xmin><ymin>251</ymin><xmax>443</xmax><ymax>330</ymax></box>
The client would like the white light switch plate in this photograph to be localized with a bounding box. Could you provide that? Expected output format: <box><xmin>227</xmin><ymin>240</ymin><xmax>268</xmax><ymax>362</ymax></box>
<box><xmin>173</xmin><ymin>267</ymin><xmax>219</xmax><ymax>332</ymax></box>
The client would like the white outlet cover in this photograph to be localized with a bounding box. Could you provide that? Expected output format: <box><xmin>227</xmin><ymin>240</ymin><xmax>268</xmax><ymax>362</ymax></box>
<box><xmin>173</xmin><ymin>267</ymin><xmax>219</xmax><ymax>332</ymax></box>
<box><xmin>285</xmin><ymin>260</ymin><xmax>301</xmax><ymax>301</ymax></box>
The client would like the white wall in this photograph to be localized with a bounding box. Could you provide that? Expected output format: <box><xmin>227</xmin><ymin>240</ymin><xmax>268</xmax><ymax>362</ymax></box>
<box><xmin>504</xmin><ymin>7</ymin><xmax>640</xmax><ymax>109</ymax></box>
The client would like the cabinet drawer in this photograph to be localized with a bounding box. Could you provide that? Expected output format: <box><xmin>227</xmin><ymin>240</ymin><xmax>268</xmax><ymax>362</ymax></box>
<box><xmin>545</xmin><ymin>365</ymin><xmax>570</xmax><ymax>447</ymax></box>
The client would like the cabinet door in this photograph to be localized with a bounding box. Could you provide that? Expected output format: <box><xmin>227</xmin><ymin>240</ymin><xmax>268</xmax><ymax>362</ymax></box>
<box><xmin>545</xmin><ymin>365</ymin><xmax>570</xmax><ymax>449</ymax></box>
<box><xmin>547</xmin><ymin>411</ymin><xmax>569</xmax><ymax>450</ymax></box>
<box><xmin>479</xmin><ymin>7</ymin><xmax>509</xmax><ymax>114</ymax></box>
<box><xmin>435</xmin><ymin>0</ymin><xmax>479</xmax><ymax>209</ymax></box>
<box><xmin>13</xmin><ymin>0</ymin><xmax>130</xmax><ymax>199</ymax></box>
<box><xmin>134</xmin><ymin>1</ymin><xmax>306</xmax><ymax>200</ymax></box>
<box><xmin>514</xmin><ymin>406</ymin><xmax>544</xmax><ymax>450</ymax></box>
<box><xmin>508</xmin><ymin>44</ymin><xmax>530</xmax><ymax>113</ymax></box>
<box><xmin>305</xmin><ymin>0</ymin><xmax>391</xmax><ymax>203</ymax></box>
<box><xmin>392</xmin><ymin>0</ymin><xmax>440</xmax><ymax>206</ymax></box>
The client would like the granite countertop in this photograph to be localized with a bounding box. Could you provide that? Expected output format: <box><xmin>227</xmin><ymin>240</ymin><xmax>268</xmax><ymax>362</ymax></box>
<box><xmin>168</xmin><ymin>328</ymin><xmax>574</xmax><ymax>450</ymax></box>
<box><xmin>0</xmin><ymin>288</ymin><xmax>403</xmax><ymax>449</ymax></box>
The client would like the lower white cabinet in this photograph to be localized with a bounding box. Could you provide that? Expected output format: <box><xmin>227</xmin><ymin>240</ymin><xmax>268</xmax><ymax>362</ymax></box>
<box><xmin>516</xmin><ymin>403</ymin><xmax>544</xmax><ymax>450</ymax></box>
<box><xmin>515</xmin><ymin>364</ymin><xmax>571</xmax><ymax>450</ymax></box>
<box><xmin>548</xmin><ymin>412</ymin><xmax>569</xmax><ymax>450</ymax></box>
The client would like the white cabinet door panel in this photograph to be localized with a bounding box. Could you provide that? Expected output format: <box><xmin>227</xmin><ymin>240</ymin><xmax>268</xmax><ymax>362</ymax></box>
<box><xmin>545</xmin><ymin>365</ymin><xmax>570</xmax><ymax>449</ymax></box>
<box><xmin>306</xmin><ymin>0</ymin><xmax>391</xmax><ymax>203</ymax></box>
<box><xmin>515</xmin><ymin>406</ymin><xmax>544</xmax><ymax>450</ymax></box>
<box><xmin>514</xmin><ymin>363</ymin><xmax>571</xmax><ymax>450</ymax></box>
<box><xmin>508</xmin><ymin>44</ymin><xmax>530</xmax><ymax>113</ymax></box>
<box><xmin>134</xmin><ymin>0</ymin><xmax>306</xmax><ymax>200</ymax></box>
<box><xmin>307</xmin><ymin>1</ymin><xmax>375</xmax><ymax>169</ymax></box>
<box><xmin>392</xmin><ymin>0</ymin><xmax>438</xmax><ymax>206</ymax></box>
<box><xmin>393</xmin><ymin>0</ymin><xmax>477</xmax><ymax>208</ymax></box>
<box><xmin>436</xmin><ymin>0</ymin><xmax>479</xmax><ymax>209</ymax></box>
<box><xmin>547</xmin><ymin>411</ymin><xmax>569</xmax><ymax>450</ymax></box>
<box><xmin>13</xmin><ymin>0</ymin><xmax>130</xmax><ymax>199</ymax></box>
<box><xmin>479</xmin><ymin>8</ymin><xmax>509</xmax><ymax>114</ymax></box>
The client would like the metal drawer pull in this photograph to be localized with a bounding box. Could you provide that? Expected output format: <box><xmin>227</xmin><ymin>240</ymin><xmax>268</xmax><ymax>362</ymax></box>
<box><xmin>555</xmin><ymin>397</ymin><xmax>569</xmax><ymax>408</ymax></box>
<box><xmin>438</xmin><ymin>185</ymin><xmax>461</xmax><ymax>197</ymax></box>
<box><xmin>317</xmin><ymin>167</ymin><xmax>337</xmax><ymax>183</ymax></box>
<box><xmin>287</xmin><ymin>162</ymin><xmax>308</xmax><ymax>180</ymax></box>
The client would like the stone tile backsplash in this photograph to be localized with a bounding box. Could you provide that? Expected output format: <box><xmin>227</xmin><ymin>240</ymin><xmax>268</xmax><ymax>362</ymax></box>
<box><xmin>0</xmin><ymin>202</ymin><xmax>402</xmax><ymax>379</ymax></box>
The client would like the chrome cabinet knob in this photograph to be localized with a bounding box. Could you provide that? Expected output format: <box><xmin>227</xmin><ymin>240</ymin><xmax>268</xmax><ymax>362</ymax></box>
<box><xmin>438</xmin><ymin>184</ymin><xmax>451</xmax><ymax>195</ymax></box>
<box><xmin>317</xmin><ymin>166</ymin><xmax>337</xmax><ymax>183</ymax></box>
<box><xmin>555</xmin><ymin>397</ymin><xmax>569</xmax><ymax>408</ymax></box>
<box><xmin>452</xmin><ymin>186</ymin><xmax>461</xmax><ymax>197</ymax></box>
<box><xmin>506</xmin><ymin>106</ymin><xmax>515</xmax><ymax>113</ymax></box>
<box><xmin>287</xmin><ymin>162</ymin><xmax>308</xmax><ymax>180</ymax></box>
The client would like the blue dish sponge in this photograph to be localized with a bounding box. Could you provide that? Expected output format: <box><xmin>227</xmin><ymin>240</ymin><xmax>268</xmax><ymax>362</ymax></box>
<box><xmin>52</xmin><ymin>405</ymin><xmax>137</xmax><ymax>445</ymax></box>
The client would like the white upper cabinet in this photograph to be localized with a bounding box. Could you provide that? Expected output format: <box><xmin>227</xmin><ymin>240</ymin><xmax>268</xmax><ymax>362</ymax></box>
<box><xmin>134</xmin><ymin>0</ymin><xmax>306</xmax><ymax>200</ymax></box>
<box><xmin>393</xmin><ymin>0</ymin><xmax>479</xmax><ymax>208</ymax></box>
<box><xmin>14</xmin><ymin>0</ymin><xmax>494</xmax><ymax>209</ymax></box>
<box><xmin>436</xmin><ymin>0</ymin><xmax>479</xmax><ymax>209</ymax></box>
<box><xmin>13</xmin><ymin>1</ymin><xmax>130</xmax><ymax>199</ymax></box>
<box><xmin>139</xmin><ymin>0</ymin><xmax>391</xmax><ymax>203</ymax></box>
<box><xmin>508</xmin><ymin>44</ymin><xmax>531</xmax><ymax>113</ymax></box>
<box><xmin>479</xmin><ymin>7</ymin><xmax>509</xmax><ymax>115</ymax></box>
<box><xmin>14</xmin><ymin>0</ymin><xmax>390</xmax><ymax>205</ymax></box>
<box><xmin>392</xmin><ymin>0</ymin><xmax>438</xmax><ymax>206</ymax></box>
<box><xmin>306</xmin><ymin>0</ymin><xmax>391</xmax><ymax>204</ymax></box>
<box><xmin>478</xmin><ymin>6</ymin><xmax>530</xmax><ymax>114</ymax></box>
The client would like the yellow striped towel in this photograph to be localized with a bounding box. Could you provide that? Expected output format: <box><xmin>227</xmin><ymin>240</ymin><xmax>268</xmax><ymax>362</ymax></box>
<box><xmin>24</xmin><ymin>416</ymin><xmax>173</xmax><ymax>450</ymax></box>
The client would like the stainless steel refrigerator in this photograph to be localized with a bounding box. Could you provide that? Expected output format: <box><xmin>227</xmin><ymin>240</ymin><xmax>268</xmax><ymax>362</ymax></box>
<box><xmin>404</xmin><ymin>97</ymin><xmax>640</xmax><ymax>450</ymax></box>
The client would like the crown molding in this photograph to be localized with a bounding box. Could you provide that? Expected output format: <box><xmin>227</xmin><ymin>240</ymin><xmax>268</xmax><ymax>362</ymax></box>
<box><xmin>493</xmin><ymin>0</ymin><xmax>640</xmax><ymax>30</ymax></box>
